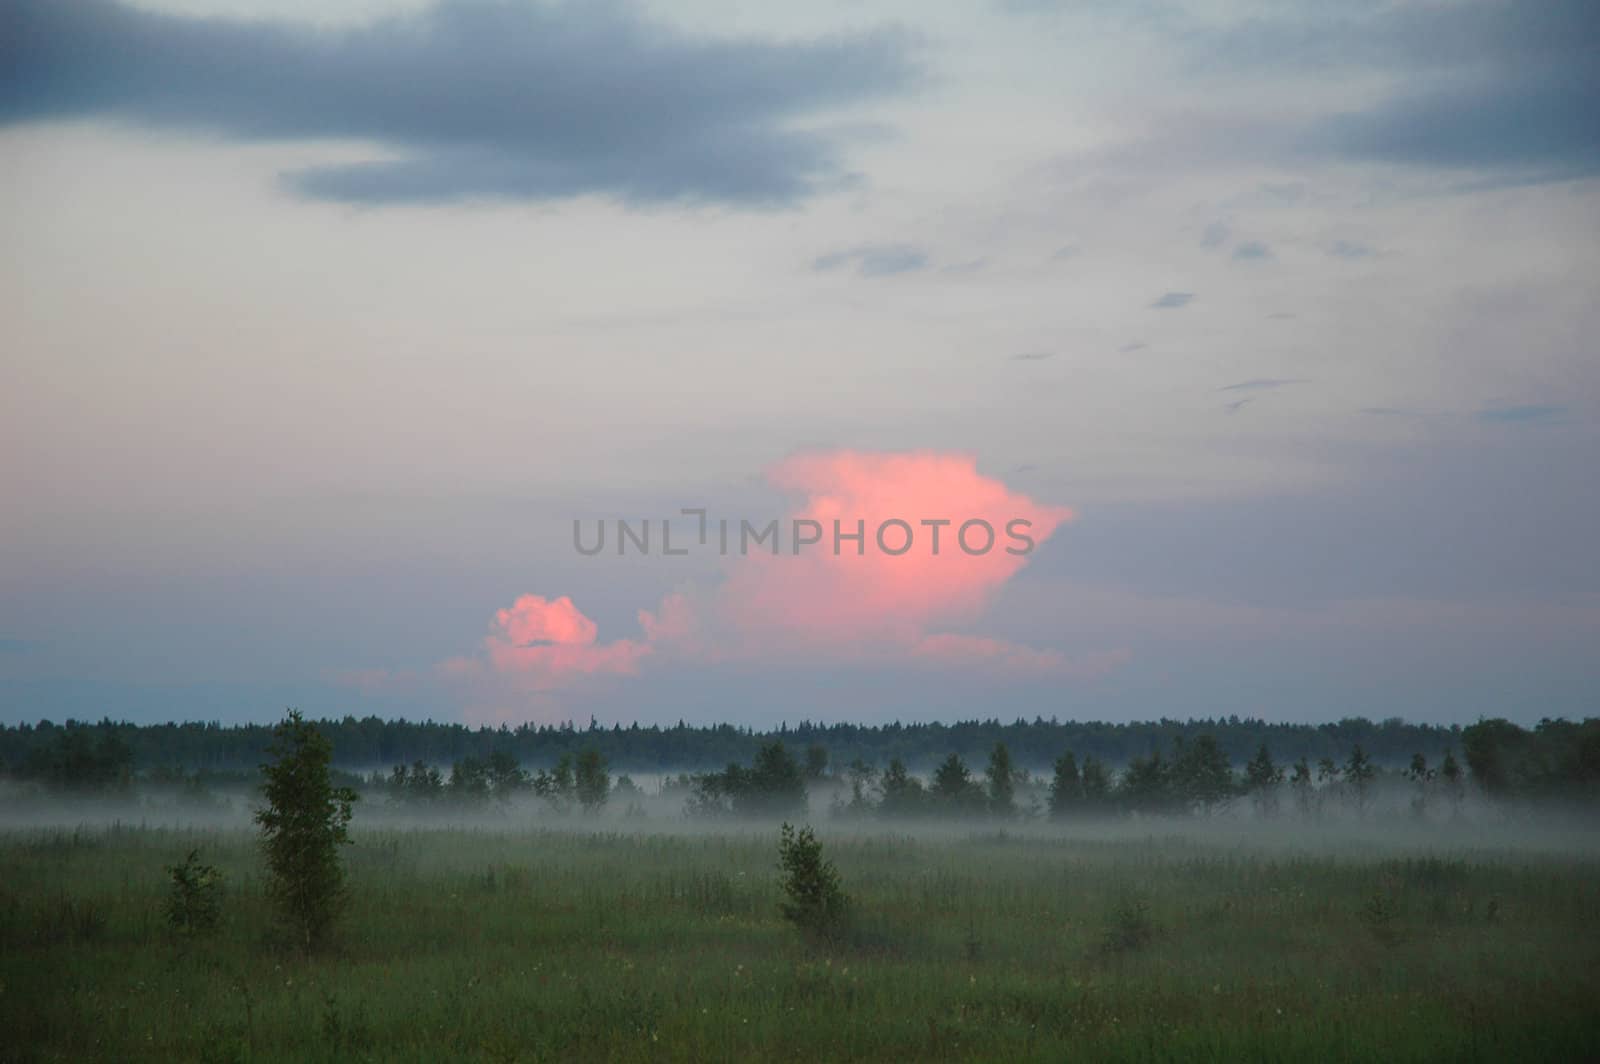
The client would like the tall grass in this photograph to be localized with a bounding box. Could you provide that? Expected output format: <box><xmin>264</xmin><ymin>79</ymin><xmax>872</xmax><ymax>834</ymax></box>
<box><xmin>2</xmin><ymin>822</ymin><xmax>1598</xmax><ymax>1061</ymax></box>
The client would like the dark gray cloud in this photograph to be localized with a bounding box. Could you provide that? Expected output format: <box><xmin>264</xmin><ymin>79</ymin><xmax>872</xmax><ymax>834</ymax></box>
<box><xmin>1149</xmin><ymin>291</ymin><xmax>1194</xmax><ymax>309</ymax></box>
<box><xmin>1210</xmin><ymin>0</ymin><xmax>1600</xmax><ymax>178</ymax></box>
<box><xmin>1232</xmin><ymin>241</ymin><xmax>1271</xmax><ymax>261</ymax></box>
<box><xmin>1220</xmin><ymin>378</ymin><xmax>1306</xmax><ymax>392</ymax></box>
<box><xmin>0</xmin><ymin>0</ymin><xmax>917</xmax><ymax>206</ymax></box>
<box><xmin>1477</xmin><ymin>404</ymin><xmax>1566</xmax><ymax>425</ymax></box>
<box><xmin>812</xmin><ymin>244</ymin><xmax>929</xmax><ymax>277</ymax></box>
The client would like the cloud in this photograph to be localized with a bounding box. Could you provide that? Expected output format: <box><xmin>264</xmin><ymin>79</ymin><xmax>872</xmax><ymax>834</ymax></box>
<box><xmin>941</xmin><ymin>257</ymin><xmax>990</xmax><ymax>275</ymax></box>
<box><xmin>1200</xmin><ymin>221</ymin><xmax>1229</xmax><ymax>248</ymax></box>
<box><xmin>1010</xmin><ymin>351</ymin><xmax>1054</xmax><ymax>361</ymax></box>
<box><xmin>812</xmin><ymin>244</ymin><xmax>930</xmax><ymax>277</ymax></box>
<box><xmin>1206</xmin><ymin>0</ymin><xmax>1600</xmax><ymax>180</ymax></box>
<box><xmin>0</xmin><ymin>0</ymin><xmax>917</xmax><ymax>206</ymax></box>
<box><xmin>480</xmin><ymin>594</ymin><xmax>651</xmax><ymax>687</ymax></box>
<box><xmin>1232</xmin><ymin>241</ymin><xmax>1272</xmax><ymax>261</ymax></box>
<box><xmin>1327</xmin><ymin>240</ymin><xmax>1375</xmax><ymax>259</ymax></box>
<box><xmin>1149</xmin><ymin>292</ymin><xmax>1194</xmax><ymax>309</ymax></box>
<box><xmin>1476</xmin><ymin>404</ymin><xmax>1565</xmax><ymax>425</ymax></box>
<box><xmin>401</xmin><ymin>451</ymin><xmax>1097</xmax><ymax>723</ymax></box>
<box><xmin>1118</xmin><ymin>342</ymin><xmax>1147</xmax><ymax>353</ymax></box>
<box><xmin>1220</xmin><ymin>378</ymin><xmax>1306</xmax><ymax>392</ymax></box>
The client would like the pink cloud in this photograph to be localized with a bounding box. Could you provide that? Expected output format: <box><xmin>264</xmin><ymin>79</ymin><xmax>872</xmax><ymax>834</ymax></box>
<box><xmin>364</xmin><ymin>450</ymin><xmax>1120</xmax><ymax>723</ymax></box>
<box><xmin>482</xmin><ymin>594</ymin><xmax>651</xmax><ymax>690</ymax></box>
<box><xmin>717</xmin><ymin>450</ymin><xmax>1072</xmax><ymax>652</ymax></box>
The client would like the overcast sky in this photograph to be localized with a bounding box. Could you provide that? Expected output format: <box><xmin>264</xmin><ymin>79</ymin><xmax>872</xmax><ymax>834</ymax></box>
<box><xmin>2</xmin><ymin>0</ymin><xmax>1596</xmax><ymax>729</ymax></box>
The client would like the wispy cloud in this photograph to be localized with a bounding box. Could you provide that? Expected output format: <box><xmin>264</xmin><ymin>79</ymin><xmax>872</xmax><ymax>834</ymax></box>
<box><xmin>0</xmin><ymin>0</ymin><xmax>917</xmax><ymax>206</ymax></box>
<box><xmin>813</xmin><ymin>244</ymin><xmax>930</xmax><ymax>277</ymax></box>
<box><xmin>1232</xmin><ymin>241</ymin><xmax>1272</xmax><ymax>261</ymax></box>
<box><xmin>1477</xmin><ymin>404</ymin><xmax>1566</xmax><ymax>425</ymax></box>
<box><xmin>1328</xmin><ymin>240</ymin><xmax>1375</xmax><ymax>259</ymax></box>
<box><xmin>1150</xmin><ymin>291</ymin><xmax>1195</xmax><ymax>309</ymax></box>
<box><xmin>1220</xmin><ymin>378</ymin><xmax>1307</xmax><ymax>392</ymax></box>
<box><xmin>1010</xmin><ymin>351</ymin><xmax>1055</xmax><ymax>361</ymax></box>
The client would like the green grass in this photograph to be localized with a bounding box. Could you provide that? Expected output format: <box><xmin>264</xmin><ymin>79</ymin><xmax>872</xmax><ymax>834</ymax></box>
<box><xmin>3</xmin><ymin>821</ymin><xmax>1598</xmax><ymax>1062</ymax></box>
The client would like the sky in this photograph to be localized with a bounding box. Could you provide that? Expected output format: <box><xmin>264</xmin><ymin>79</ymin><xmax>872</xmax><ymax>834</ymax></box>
<box><xmin>1</xmin><ymin>0</ymin><xmax>1597</xmax><ymax>729</ymax></box>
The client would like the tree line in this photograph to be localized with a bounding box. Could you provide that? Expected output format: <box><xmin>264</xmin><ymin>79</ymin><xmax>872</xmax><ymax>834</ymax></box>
<box><xmin>4</xmin><ymin>712</ymin><xmax>1476</xmax><ymax>776</ymax></box>
<box><xmin>4</xmin><ymin>714</ymin><xmax>1595</xmax><ymax>809</ymax></box>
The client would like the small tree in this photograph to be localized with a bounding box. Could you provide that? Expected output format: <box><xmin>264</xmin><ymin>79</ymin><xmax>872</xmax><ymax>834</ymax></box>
<box><xmin>877</xmin><ymin>758</ymin><xmax>924</xmax><ymax>817</ymax></box>
<box><xmin>1345</xmin><ymin>744</ymin><xmax>1375</xmax><ymax>815</ymax></box>
<box><xmin>487</xmin><ymin>749</ymin><xmax>529</xmax><ymax>797</ymax></box>
<box><xmin>255</xmin><ymin>710</ymin><xmax>357</xmax><ymax>951</ymax></box>
<box><xmin>931</xmin><ymin>753</ymin><xmax>982</xmax><ymax>813</ymax></box>
<box><xmin>1080</xmin><ymin>756</ymin><xmax>1112</xmax><ymax>808</ymax></box>
<box><xmin>777</xmin><ymin>823</ymin><xmax>848</xmax><ymax>943</ymax></box>
<box><xmin>1406</xmin><ymin>753</ymin><xmax>1433</xmax><ymax>818</ymax></box>
<box><xmin>1289</xmin><ymin>757</ymin><xmax>1314</xmax><ymax>818</ymax></box>
<box><xmin>574</xmin><ymin>748</ymin><xmax>610</xmax><ymax>812</ymax></box>
<box><xmin>1440</xmin><ymin>750</ymin><xmax>1464</xmax><ymax>817</ymax></box>
<box><xmin>1049</xmin><ymin>751</ymin><xmax>1082</xmax><ymax>818</ymax></box>
<box><xmin>1245</xmin><ymin>743</ymin><xmax>1283</xmax><ymax>817</ymax></box>
<box><xmin>804</xmin><ymin>744</ymin><xmax>829</xmax><ymax>781</ymax></box>
<box><xmin>985</xmin><ymin>743</ymin><xmax>1016</xmax><ymax>817</ymax></box>
<box><xmin>843</xmin><ymin>758</ymin><xmax>877</xmax><ymax>814</ymax></box>
<box><xmin>165</xmin><ymin>849</ymin><xmax>224</xmax><ymax>935</ymax></box>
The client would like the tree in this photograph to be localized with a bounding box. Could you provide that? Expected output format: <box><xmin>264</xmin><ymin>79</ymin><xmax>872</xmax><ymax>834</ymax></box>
<box><xmin>1289</xmin><ymin>757</ymin><xmax>1314</xmax><ymax>818</ymax></box>
<box><xmin>1406</xmin><ymin>753</ymin><xmax>1432</xmax><ymax>818</ymax></box>
<box><xmin>985</xmin><ymin>743</ymin><xmax>1017</xmax><ymax>817</ymax></box>
<box><xmin>447</xmin><ymin>757</ymin><xmax>491</xmax><ymax>803</ymax></box>
<box><xmin>1344</xmin><ymin>744</ymin><xmax>1375</xmax><ymax>815</ymax></box>
<box><xmin>842</xmin><ymin>758</ymin><xmax>877</xmax><ymax>814</ymax></box>
<box><xmin>1172</xmin><ymin>735</ymin><xmax>1236</xmax><ymax>814</ymax></box>
<box><xmin>387</xmin><ymin>760</ymin><xmax>443</xmax><ymax>804</ymax></box>
<box><xmin>1440</xmin><ymin>750</ymin><xmax>1464</xmax><ymax>817</ymax></box>
<box><xmin>931</xmin><ymin>753</ymin><xmax>981</xmax><ymax>811</ymax></box>
<box><xmin>1120</xmin><ymin>751</ymin><xmax>1171</xmax><ymax>813</ymax></box>
<box><xmin>689</xmin><ymin>742</ymin><xmax>806</xmax><ymax>817</ymax></box>
<box><xmin>1080</xmin><ymin>756</ymin><xmax>1112</xmax><ymax>807</ymax></box>
<box><xmin>1048</xmin><ymin>751</ymin><xmax>1082</xmax><ymax>818</ymax></box>
<box><xmin>534</xmin><ymin>753</ymin><xmax>576</xmax><ymax>810</ymax></box>
<box><xmin>804</xmin><ymin>744</ymin><xmax>829</xmax><ymax>781</ymax></box>
<box><xmin>164</xmin><ymin>849</ymin><xmax>224</xmax><ymax>935</ymax></box>
<box><xmin>877</xmin><ymin>758</ymin><xmax>924</xmax><ymax>817</ymax></box>
<box><xmin>574</xmin><ymin>748</ymin><xmax>610</xmax><ymax>812</ymax></box>
<box><xmin>1245</xmin><ymin>743</ymin><xmax>1283</xmax><ymax>817</ymax></box>
<box><xmin>255</xmin><ymin>710</ymin><xmax>357</xmax><ymax>951</ymax></box>
<box><xmin>777</xmin><ymin>823</ymin><xmax>849</xmax><ymax>943</ymax></box>
<box><xmin>487</xmin><ymin>749</ymin><xmax>529</xmax><ymax>797</ymax></box>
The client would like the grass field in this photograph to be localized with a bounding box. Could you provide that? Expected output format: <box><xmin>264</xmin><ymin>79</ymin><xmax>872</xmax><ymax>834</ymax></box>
<box><xmin>4</xmin><ymin>817</ymin><xmax>1599</xmax><ymax>1062</ymax></box>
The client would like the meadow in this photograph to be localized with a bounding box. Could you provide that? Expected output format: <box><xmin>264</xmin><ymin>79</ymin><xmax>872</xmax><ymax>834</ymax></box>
<box><xmin>3</xmin><ymin>816</ymin><xmax>1599</xmax><ymax>1062</ymax></box>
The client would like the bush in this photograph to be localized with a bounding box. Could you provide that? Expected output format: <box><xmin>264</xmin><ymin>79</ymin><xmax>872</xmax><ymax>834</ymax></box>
<box><xmin>165</xmin><ymin>849</ymin><xmax>224</xmax><ymax>935</ymax></box>
<box><xmin>777</xmin><ymin>823</ymin><xmax>849</xmax><ymax>944</ymax></box>
<box><xmin>1099</xmin><ymin>894</ymin><xmax>1153</xmax><ymax>955</ymax></box>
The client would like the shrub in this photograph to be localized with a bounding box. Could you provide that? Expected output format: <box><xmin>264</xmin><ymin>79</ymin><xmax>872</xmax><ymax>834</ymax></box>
<box><xmin>777</xmin><ymin>823</ymin><xmax>849</xmax><ymax>943</ymax></box>
<box><xmin>1100</xmin><ymin>894</ymin><xmax>1153</xmax><ymax>955</ymax></box>
<box><xmin>165</xmin><ymin>849</ymin><xmax>224</xmax><ymax>935</ymax></box>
